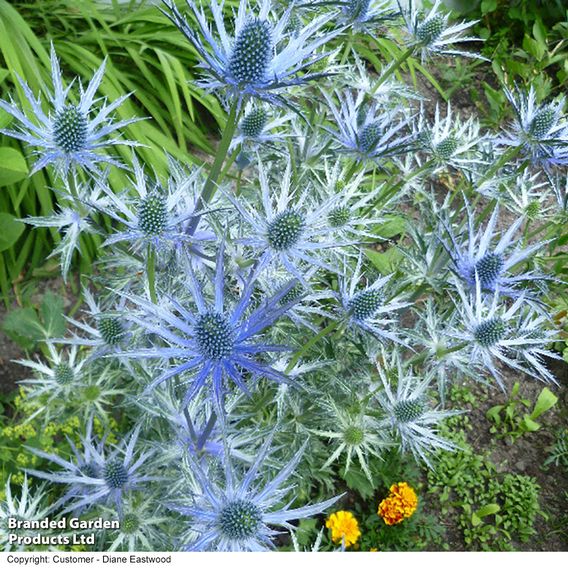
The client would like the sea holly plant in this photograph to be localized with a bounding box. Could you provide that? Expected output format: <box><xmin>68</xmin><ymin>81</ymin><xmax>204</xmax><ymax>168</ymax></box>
<box><xmin>0</xmin><ymin>0</ymin><xmax>565</xmax><ymax>553</ymax></box>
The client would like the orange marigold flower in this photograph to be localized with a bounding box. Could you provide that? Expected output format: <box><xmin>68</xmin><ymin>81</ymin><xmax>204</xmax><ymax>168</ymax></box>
<box><xmin>325</xmin><ymin>510</ymin><xmax>361</xmax><ymax>548</ymax></box>
<box><xmin>377</xmin><ymin>482</ymin><xmax>418</xmax><ymax>525</ymax></box>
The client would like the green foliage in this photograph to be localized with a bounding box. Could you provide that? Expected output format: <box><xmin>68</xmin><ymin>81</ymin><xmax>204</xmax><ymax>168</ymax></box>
<box><xmin>1</xmin><ymin>290</ymin><xmax>66</xmax><ymax>350</ymax></box>
<box><xmin>544</xmin><ymin>429</ymin><xmax>568</xmax><ymax>470</ymax></box>
<box><xmin>428</xmin><ymin>409</ymin><xmax>545</xmax><ymax>550</ymax></box>
<box><xmin>446</xmin><ymin>0</ymin><xmax>568</xmax><ymax>129</ymax></box>
<box><xmin>486</xmin><ymin>382</ymin><xmax>558</xmax><ymax>442</ymax></box>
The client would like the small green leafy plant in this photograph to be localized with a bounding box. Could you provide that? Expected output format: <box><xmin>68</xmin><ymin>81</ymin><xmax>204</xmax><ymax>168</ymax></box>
<box><xmin>486</xmin><ymin>382</ymin><xmax>559</xmax><ymax>442</ymax></box>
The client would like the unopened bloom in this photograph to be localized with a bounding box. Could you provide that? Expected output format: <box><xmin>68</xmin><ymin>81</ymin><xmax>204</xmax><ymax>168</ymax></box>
<box><xmin>313</xmin><ymin>399</ymin><xmax>388</xmax><ymax>482</ymax></box>
<box><xmin>0</xmin><ymin>45</ymin><xmax>140</xmax><ymax>176</ymax></box>
<box><xmin>230</xmin><ymin>101</ymin><xmax>292</xmax><ymax>151</ymax></box>
<box><xmin>377</xmin><ymin>482</ymin><xmax>418</xmax><ymax>525</ymax></box>
<box><xmin>326</xmin><ymin>511</ymin><xmax>361</xmax><ymax>548</ymax></box>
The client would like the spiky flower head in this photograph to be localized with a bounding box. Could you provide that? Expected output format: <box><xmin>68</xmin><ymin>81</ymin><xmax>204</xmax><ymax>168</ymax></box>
<box><xmin>231</xmin><ymin>101</ymin><xmax>292</xmax><ymax>151</ymax></box>
<box><xmin>324</xmin><ymin>89</ymin><xmax>414</xmax><ymax>163</ymax></box>
<box><xmin>338</xmin><ymin>254</ymin><xmax>411</xmax><ymax>345</ymax></box>
<box><xmin>16</xmin><ymin>344</ymin><xmax>89</xmax><ymax>414</ymax></box>
<box><xmin>398</xmin><ymin>0</ymin><xmax>485</xmax><ymax>62</ymax></box>
<box><xmin>172</xmin><ymin>434</ymin><xmax>341</xmax><ymax>551</ymax></box>
<box><xmin>228</xmin><ymin>160</ymin><xmax>356</xmax><ymax>282</ymax></box>
<box><xmin>451</xmin><ymin>280</ymin><xmax>560</xmax><ymax>388</ymax></box>
<box><xmin>0</xmin><ymin>44</ymin><xmax>140</xmax><ymax>176</ymax></box>
<box><xmin>240</xmin><ymin>107</ymin><xmax>268</xmax><ymax>138</ymax></box>
<box><xmin>417</xmin><ymin>103</ymin><xmax>482</xmax><ymax>171</ymax></box>
<box><xmin>26</xmin><ymin>421</ymin><xmax>155</xmax><ymax>515</ymax></box>
<box><xmin>374</xmin><ymin>349</ymin><xmax>459</xmax><ymax>467</ymax></box>
<box><xmin>56</xmin><ymin>288</ymin><xmax>131</xmax><ymax>362</ymax></box>
<box><xmin>161</xmin><ymin>0</ymin><xmax>340</xmax><ymax>106</ymax></box>
<box><xmin>440</xmin><ymin>200</ymin><xmax>548</xmax><ymax>298</ymax></box>
<box><xmin>1</xmin><ymin>476</ymin><xmax>52</xmax><ymax>552</ymax></box>
<box><xmin>117</xmin><ymin>243</ymin><xmax>302</xmax><ymax>414</ymax></box>
<box><xmin>497</xmin><ymin>85</ymin><xmax>568</xmax><ymax>167</ymax></box>
<box><xmin>95</xmin><ymin>157</ymin><xmax>213</xmax><ymax>256</ymax></box>
<box><xmin>103</xmin><ymin>498</ymin><xmax>168</xmax><ymax>552</ymax></box>
<box><xmin>312</xmin><ymin>399</ymin><xmax>389</xmax><ymax>482</ymax></box>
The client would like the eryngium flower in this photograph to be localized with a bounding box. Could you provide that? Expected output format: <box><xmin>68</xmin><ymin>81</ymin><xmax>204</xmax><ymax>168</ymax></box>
<box><xmin>17</xmin><ymin>344</ymin><xmax>87</xmax><ymax>406</ymax></box>
<box><xmin>337</xmin><ymin>254</ymin><xmax>411</xmax><ymax>345</ymax></box>
<box><xmin>312</xmin><ymin>399</ymin><xmax>388</xmax><ymax>482</ymax></box>
<box><xmin>26</xmin><ymin>421</ymin><xmax>156</xmax><ymax>514</ymax></box>
<box><xmin>452</xmin><ymin>281</ymin><xmax>560</xmax><ymax>388</ymax></box>
<box><xmin>230</xmin><ymin>101</ymin><xmax>292</xmax><ymax>151</ymax></box>
<box><xmin>161</xmin><ymin>0</ymin><xmax>340</xmax><ymax>106</ymax></box>
<box><xmin>440</xmin><ymin>201</ymin><xmax>547</xmax><ymax>297</ymax></box>
<box><xmin>323</xmin><ymin>89</ymin><xmax>414</xmax><ymax>163</ymax></box>
<box><xmin>398</xmin><ymin>0</ymin><xmax>485</xmax><ymax>61</ymax></box>
<box><xmin>374</xmin><ymin>350</ymin><xmax>459</xmax><ymax>467</ymax></box>
<box><xmin>95</xmin><ymin>157</ymin><xmax>213</xmax><ymax>256</ymax></box>
<box><xmin>58</xmin><ymin>289</ymin><xmax>131</xmax><ymax>361</ymax></box>
<box><xmin>417</xmin><ymin>102</ymin><xmax>482</xmax><ymax>171</ymax></box>
<box><xmin>497</xmin><ymin>85</ymin><xmax>568</xmax><ymax>167</ymax></box>
<box><xmin>172</xmin><ymin>435</ymin><xmax>341</xmax><ymax>550</ymax></box>
<box><xmin>228</xmin><ymin>160</ymin><xmax>354</xmax><ymax>281</ymax></box>
<box><xmin>0</xmin><ymin>45</ymin><xmax>140</xmax><ymax>176</ymax></box>
<box><xmin>119</xmin><ymin>244</ymin><xmax>300</xmax><ymax>413</ymax></box>
<box><xmin>1</xmin><ymin>476</ymin><xmax>51</xmax><ymax>551</ymax></box>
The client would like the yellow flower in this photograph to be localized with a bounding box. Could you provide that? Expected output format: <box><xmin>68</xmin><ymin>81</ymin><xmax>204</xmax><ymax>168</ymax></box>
<box><xmin>377</xmin><ymin>482</ymin><xmax>418</xmax><ymax>526</ymax></box>
<box><xmin>326</xmin><ymin>511</ymin><xmax>361</xmax><ymax>548</ymax></box>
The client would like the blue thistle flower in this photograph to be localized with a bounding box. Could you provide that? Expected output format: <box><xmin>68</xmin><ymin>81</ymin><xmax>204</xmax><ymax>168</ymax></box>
<box><xmin>228</xmin><ymin>160</ymin><xmax>356</xmax><ymax>281</ymax></box>
<box><xmin>172</xmin><ymin>434</ymin><xmax>341</xmax><ymax>550</ymax></box>
<box><xmin>94</xmin><ymin>157</ymin><xmax>214</xmax><ymax>256</ymax></box>
<box><xmin>0</xmin><ymin>45</ymin><xmax>141</xmax><ymax>176</ymax></box>
<box><xmin>308</xmin><ymin>0</ymin><xmax>396</xmax><ymax>30</ymax></box>
<box><xmin>440</xmin><ymin>201</ymin><xmax>548</xmax><ymax>297</ymax></box>
<box><xmin>398</xmin><ymin>0</ymin><xmax>485</xmax><ymax>62</ymax></box>
<box><xmin>497</xmin><ymin>85</ymin><xmax>568</xmax><ymax>168</ymax></box>
<box><xmin>117</xmin><ymin>243</ymin><xmax>301</xmax><ymax>414</ymax></box>
<box><xmin>57</xmin><ymin>289</ymin><xmax>132</xmax><ymax>363</ymax></box>
<box><xmin>26</xmin><ymin>420</ymin><xmax>156</xmax><ymax>514</ymax></box>
<box><xmin>374</xmin><ymin>349</ymin><xmax>459</xmax><ymax>467</ymax></box>
<box><xmin>161</xmin><ymin>0</ymin><xmax>340</xmax><ymax>106</ymax></box>
<box><xmin>416</xmin><ymin>102</ymin><xmax>482</xmax><ymax>172</ymax></box>
<box><xmin>323</xmin><ymin>89</ymin><xmax>414</xmax><ymax>163</ymax></box>
<box><xmin>451</xmin><ymin>279</ymin><xmax>561</xmax><ymax>388</ymax></box>
<box><xmin>230</xmin><ymin>101</ymin><xmax>292</xmax><ymax>151</ymax></box>
<box><xmin>337</xmin><ymin>254</ymin><xmax>411</xmax><ymax>345</ymax></box>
